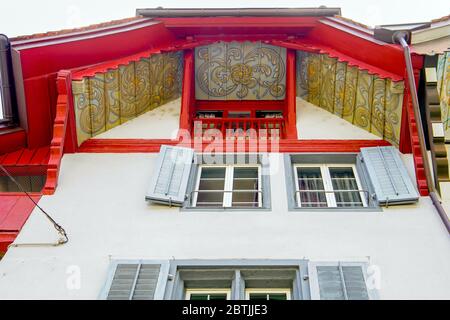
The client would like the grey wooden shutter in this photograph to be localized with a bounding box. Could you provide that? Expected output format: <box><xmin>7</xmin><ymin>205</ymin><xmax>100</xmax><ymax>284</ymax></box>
<box><xmin>102</xmin><ymin>262</ymin><xmax>169</xmax><ymax>300</ymax></box>
<box><xmin>309</xmin><ymin>262</ymin><xmax>370</xmax><ymax>300</ymax></box>
<box><xmin>359</xmin><ymin>146</ymin><xmax>419</xmax><ymax>205</ymax></box>
<box><xmin>146</xmin><ymin>145</ymin><xmax>194</xmax><ymax>206</ymax></box>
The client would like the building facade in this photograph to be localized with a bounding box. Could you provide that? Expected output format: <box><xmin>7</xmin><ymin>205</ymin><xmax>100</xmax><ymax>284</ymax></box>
<box><xmin>0</xmin><ymin>8</ymin><xmax>449</xmax><ymax>300</ymax></box>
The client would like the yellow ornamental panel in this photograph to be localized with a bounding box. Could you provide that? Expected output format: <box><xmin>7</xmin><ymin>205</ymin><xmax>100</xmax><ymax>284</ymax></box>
<box><xmin>384</xmin><ymin>79</ymin><xmax>404</xmax><ymax>147</ymax></box>
<box><xmin>296</xmin><ymin>51</ymin><xmax>309</xmax><ymax>99</ymax></box>
<box><xmin>104</xmin><ymin>69</ymin><xmax>121</xmax><ymax>130</ymax></box>
<box><xmin>163</xmin><ymin>52</ymin><xmax>181</xmax><ymax>104</ymax></box>
<box><xmin>442</xmin><ymin>53</ymin><xmax>450</xmax><ymax>133</ymax></box>
<box><xmin>342</xmin><ymin>65</ymin><xmax>358</xmax><ymax>123</ymax></box>
<box><xmin>333</xmin><ymin>61</ymin><xmax>346</xmax><ymax>117</ymax></box>
<box><xmin>242</xmin><ymin>41</ymin><xmax>259</xmax><ymax>100</ymax></box>
<box><xmin>194</xmin><ymin>41</ymin><xmax>286</xmax><ymax>100</ymax></box>
<box><xmin>353</xmin><ymin>70</ymin><xmax>374</xmax><ymax>132</ymax></box>
<box><xmin>175</xmin><ymin>51</ymin><xmax>184</xmax><ymax>97</ymax></box>
<box><xmin>88</xmin><ymin>74</ymin><xmax>106</xmax><ymax>137</ymax></box>
<box><xmin>72</xmin><ymin>78</ymin><xmax>92</xmax><ymax>146</ymax></box>
<box><xmin>370</xmin><ymin>77</ymin><xmax>386</xmax><ymax>138</ymax></box>
<box><xmin>319</xmin><ymin>55</ymin><xmax>337</xmax><ymax>113</ymax></box>
<box><xmin>119</xmin><ymin>62</ymin><xmax>136</xmax><ymax>123</ymax></box>
<box><xmin>224</xmin><ymin>41</ymin><xmax>242</xmax><ymax>100</ymax></box>
<box><xmin>135</xmin><ymin>58</ymin><xmax>151</xmax><ymax>115</ymax></box>
<box><xmin>149</xmin><ymin>54</ymin><xmax>165</xmax><ymax>109</ymax></box>
<box><xmin>307</xmin><ymin>53</ymin><xmax>321</xmax><ymax>106</ymax></box>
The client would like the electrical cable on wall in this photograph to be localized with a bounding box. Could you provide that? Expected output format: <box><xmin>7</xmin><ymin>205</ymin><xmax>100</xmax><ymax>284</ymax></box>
<box><xmin>0</xmin><ymin>164</ymin><xmax>68</xmax><ymax>247</ymax></box>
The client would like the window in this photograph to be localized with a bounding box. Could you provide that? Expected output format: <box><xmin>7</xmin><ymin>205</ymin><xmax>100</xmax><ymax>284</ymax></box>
<box><xmin>285</xmin><ymin>148</ymin><xmax>419</xmax><ymax>210</ymax></box>
<box><xmin>294</xmin><ymin>164</ymin><xmax>367</xmax><ymax>208</ymax></box>
<box><xmin>192</xmin><ymin>165</ymin><xmax>262</xmax><ymax>208</ymax></box>
<box><xmin>245</xmin><ymin>289</ymin><xmax>291</xmax><ymax>300</ymax></box>
<box><xmin>146</xmin><ymin>147</ymin><xmax>271</xmax><ymax>209</ymax></box>
<box><xmin>185</xmin><ymin>289</ymin><xmax>231</xmax><ymax>300</ymax></box>
<box><xmin>100</xmin><ymin>259</ymin><xmax>378</xmax><ymax>300</ymax></box>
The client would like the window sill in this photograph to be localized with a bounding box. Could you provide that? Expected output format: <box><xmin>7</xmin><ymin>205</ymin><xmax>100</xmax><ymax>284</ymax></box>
<box><xmin>0</xmin><ymin>123</ymin><xmax>21</xmax><ymax>135</ymax></box>
<box><xmin>181</xmin><ymin>206</ymin><xmax>271</xmax><ymax>212</ymax></box>
<box><xmin>289</xmin><ymin>206</ymin><xmax>382</xmax><ymax>212</ymax></box>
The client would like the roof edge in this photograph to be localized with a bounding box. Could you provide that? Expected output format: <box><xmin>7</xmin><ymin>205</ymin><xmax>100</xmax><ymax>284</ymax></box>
<box><xmin>10</xmin><ymin>16</ymin><xmax>150</xmax><ymax>44</ymax></box>
<box><xmin>136</xmin><ymin>7</ymin><xmax>342</xmax><ymax>18</ymax></box>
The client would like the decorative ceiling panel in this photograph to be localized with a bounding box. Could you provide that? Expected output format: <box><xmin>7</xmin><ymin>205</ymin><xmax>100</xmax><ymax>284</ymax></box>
<box><xmin>437</xmin><ymin>52</ymin><xmax>450</xmax><ymax>137</ymax></box>
<box><xmin>72</xmin><ymin>51</ymin><xmax>184</xmax><ymax>146</ymax></box>
<box><xmin>195</xmin><ymin>41</ymin><xmax>286</xmax><ymax>100</ymax></box>
<box><xmin>297</xmin><ymin>50</ymin><xmax>404</xmax><ymax>147</ymax></box>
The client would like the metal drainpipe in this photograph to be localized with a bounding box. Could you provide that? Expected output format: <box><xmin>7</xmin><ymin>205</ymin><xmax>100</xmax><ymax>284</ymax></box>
<box><xmin>0</xmin><ymin>34</ymin><xmax>14</xmax><ymax>123</ymax></box>
<box><xmin>394</xmin><ymin>32</ymin><xmax>450</xmax><ymax>234</ymax></box>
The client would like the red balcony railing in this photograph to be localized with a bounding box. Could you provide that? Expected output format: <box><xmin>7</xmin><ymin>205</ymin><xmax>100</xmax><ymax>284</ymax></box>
<box><xmin>193</xmin><ymin>117</ymin><xmax>286</xmax><ymax>140</ymax></box>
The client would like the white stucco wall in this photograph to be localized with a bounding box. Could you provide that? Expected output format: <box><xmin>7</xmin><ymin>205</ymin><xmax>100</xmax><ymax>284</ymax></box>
<box><xmin>296</xmin><ymin>97</ymin><xmax>382</xmax><ymax>140</ymax></box>
<box><xmin>0</xmin><ymin>151</ymin><xmax>449</xmax><ymax>299</ymax></box>
<box><xmin>93</xmin><ymin>98</ymin><xmax>181</xmax><ymax>139</ymax></box>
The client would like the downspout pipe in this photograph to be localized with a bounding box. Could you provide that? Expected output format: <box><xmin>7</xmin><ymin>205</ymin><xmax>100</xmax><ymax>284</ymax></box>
<box><xmin>393</xmin><ymin>32</ymin><xmax>450</xmax><ymax>234</ymax></box>
<box><xmin>0</xmin><ymin>34</ymin><xmax>15</xmax><ymax>123</ymax></box>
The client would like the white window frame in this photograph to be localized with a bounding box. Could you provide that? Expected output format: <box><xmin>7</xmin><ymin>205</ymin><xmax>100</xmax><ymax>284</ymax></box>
<box><xmin>192</xmin><ymin>164</ymin><xmax>262</xmax><ymax>208</ymax></box>
<box><xmin>185</xmin><ymin>288</ymin><xmax>231</xmax><ymax>300</ymax></box>
<box><xmin>293</xmin><ymin>164</ymin><xmax>367</xmax><ymax>208</ymax></box>
<box><xmin>245</xmin><ymin>288</ymin><xmax>292</xmax><ymax>300</ymax></box>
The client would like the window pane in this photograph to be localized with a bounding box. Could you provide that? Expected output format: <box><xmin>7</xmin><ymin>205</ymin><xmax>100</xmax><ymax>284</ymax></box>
<box><xmin>208</xmin><ymin>294</ymin><xmax>228</xmax><ymax>300</ymax></box>
<box><xmin>189</xmin><ymin>293</ymin><xmax>228</xmax><ymax>300</ymax></box>
<box><xmin>329</xmin><ymin>167</ymin><xmax>363</xmax><ymax>207</ymax></box>
<box><xmin>268</xmin><ymin>293</ymin><xmax>288</xmax><ymax>300</ymax></box>
<box><xmin>248</xmin><ymin>293</ymin><xmax>268</xmax><ymax>300</ymax></box>
<box><xmin>232</xmin><ymin>167</ymin><xmax>259</xmax><ymax>207</ymax></box>
<box><xmin>233</xmin><ymin>167</ymin><xmax>258</xmax><ymax>179</ymax></box>
<box><xmin>296</xmin><ymin>167</ymin><xmax>327</xmax><ymax>207</ymax></box>
<box><xmin>248</xmin><ymin>293</ymin><xmax>288</xmax><ymax>300</ymax></box>
<box><xmin>189</xmin><ymin>294</ymin><xmax>209</xmax><ymax>300</ymax></box>
<box><xmin>196</xmin><ymin>167</ymin><xmax>226</xmax><ymax>207</ymax></box>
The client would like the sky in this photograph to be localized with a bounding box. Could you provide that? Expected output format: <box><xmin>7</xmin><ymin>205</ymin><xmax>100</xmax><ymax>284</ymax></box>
<box><xmin>0</xmin><ymin>0</ymin><xmax>449</xmax><ymax>37</ymax></box>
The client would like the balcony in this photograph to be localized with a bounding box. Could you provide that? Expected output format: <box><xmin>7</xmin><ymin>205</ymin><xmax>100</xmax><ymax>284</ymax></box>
<box><xmin>192</xmin><ymin>117</ymin><xmax>286</xmax><ymax>140</ymax></box>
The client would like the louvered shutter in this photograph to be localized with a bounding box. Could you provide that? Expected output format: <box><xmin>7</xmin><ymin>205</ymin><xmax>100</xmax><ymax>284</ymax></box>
<box><xmin>309</xmin><ymin>262</ymin><xmax>371</xmax><ymax>300</ymax></box>
<box><xmin>101</xmin><ymin>261</ymin><xmax>169</xmax><ymax>300</ymax></box>
<box><xmin>146</xmin><ymin>145</ymin><xmax>194</xmax><ymax>206</ymax></box>
<box><xmin>359</xmin><ymin>146</ymin><xmax>419</xmax><ymax>205</ymax></box>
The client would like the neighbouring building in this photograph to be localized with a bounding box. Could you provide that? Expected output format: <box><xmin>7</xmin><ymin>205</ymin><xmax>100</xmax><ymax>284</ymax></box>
<box><xmin>0</xmin><ymin>7</ymin><xmax>449</xmax><ymax>300</ymax></box>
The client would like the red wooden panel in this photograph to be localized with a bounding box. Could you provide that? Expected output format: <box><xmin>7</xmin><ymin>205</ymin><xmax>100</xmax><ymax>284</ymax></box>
<box><xmin>77</xmin><ymin>138</ymin><xmax>391</xmax><ymax>153</ymax></box>
<box><xmin>2</xmin><ymin>149</ymin><xmax>24</xmax><ymax>166</ymax></box>
<box><xmin>0</xmin><ymin>195</ymin><xmax>39</xmax><ymax>231</ymax></box>
<box><xmin>16</xmin><ymin>148</ymin><xmax>36</xmax><ymax>166</ymax></box>
<box><xmin>0</xmin><ymin>232</ymin><xmax>17</xmax><ymax>254</ymax></box>
<box><xmin>30</xmin><ymin>147</ymin><xmax>50</xmax><ymax>166</ymax></box>
<box><xmin>0</xmin><ymin>128</ymin><xmax>27</xmax><ymax>154</ymax></box>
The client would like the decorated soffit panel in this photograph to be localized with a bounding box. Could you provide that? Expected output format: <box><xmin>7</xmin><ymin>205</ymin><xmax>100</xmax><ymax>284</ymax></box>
<box><xmin>72</xmin><ymin>51</ymin><xmax>184</xmax><ymax>146</ymax></box>
<box><xmin>195</xmin><ymin>41</ymin><xmax>287</xmax><ymax>100</ymax></box>
<box><xmin>296</xmin><ymin>50</ymin><xmax>404</xmax><ymax>147</ymax></box>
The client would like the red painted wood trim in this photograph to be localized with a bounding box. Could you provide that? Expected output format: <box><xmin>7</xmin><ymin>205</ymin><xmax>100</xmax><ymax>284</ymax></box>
<box><xmin>0</xmin><ymin>128</ymin><xmax>27</xmax><ymax>154</ymax></box>
<box><xmin>403</xmin><ymin>76</ymin><xmax>428</xmax><ymax>196</ymax></box>
<box><xmin>0</xmin><ymin>232</ymin><xmax>17</xmax><ymax>254</ymax></box>
<box><xmin>195</xmin><ymin>100</ymin><xmax>285</xmax><ymax>110</ymax></box>
<box><xmin>78</xmin><ymin>138</ymin><xmax>391</xmax><ymax>153</ymax></box>
<box><xmin>179</xmin><ymin>50</ymin><xmax>194</xmax><ymax>133</ymax></box>
<box><xmin>71</xmin><ymin>40</ymin><xmax>206</xmax><ymax>80</ymax></box>
<box><xmin>156</xmin><ymin>16</ymin><xmax>320</xmax><ymax>28</ymax></box>
<box><xmin>63</xmin><ymin>74</ymin><xmax>78</xmax><ymax>154</ymax></box>
<box><xmin>285</xmin><ymin>50</ymin><xmax>298</xmax><ymax>139</ymax></box>
<box><xmin>0</xmin><ymin>194</ymin><xmax>41</xmax><ymax>254</ymax></box>
<box><xmin>272</xmin><ymin>39</ymin><xmax>404</xmax><ymax>81</ymax></box>
<box><xmin>42</xmin><ymin>70</ymin><xmax>71</xmax><ymax>195</ymax></box>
